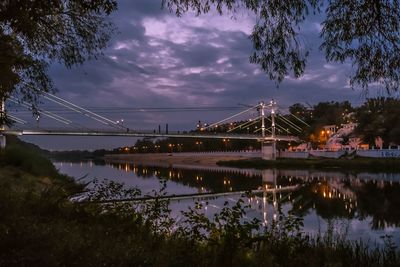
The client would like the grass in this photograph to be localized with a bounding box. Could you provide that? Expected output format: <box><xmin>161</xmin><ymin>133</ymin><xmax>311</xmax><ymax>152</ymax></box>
<box><xmin>1</xmin><ymin>138</ymin><xmax>400</xmax><ymax>266</ymax></box>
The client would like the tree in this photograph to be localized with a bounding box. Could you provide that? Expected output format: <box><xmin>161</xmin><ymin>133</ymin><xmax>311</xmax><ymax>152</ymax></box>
<box><xmin>163</xmin><ymin>0</ymin><xmax>400</xmax><ymax>92</ymax></box>
<box><xmin>0</xmin><ymin>0</ymin><xmax>117</xmax><ymax>124</ymax></box>
<box><xmin>355</xmin><ymin>97</ymin><xmax>400</xmax><ymax>147</ymax></box>
<box><xmin>312</xmin><ymin>101</ymin><xmax>353</xmax><ymax>126</ymax></box>
<box><xmin>288</xmin><ymin>101</ymin><xmax>354</xmax><ymax>144</ymax></box>
<box><xmin>289</xmin><ymin>103</ymin><xmax>313</xmax><ymax>124</ymax></box>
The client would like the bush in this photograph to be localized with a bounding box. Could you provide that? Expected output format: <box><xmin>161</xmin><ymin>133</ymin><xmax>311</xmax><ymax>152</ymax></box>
<box><xmin>1</xmin><ymin>142</ymin><xmax>400</xmax><ymax>266</ymax></box>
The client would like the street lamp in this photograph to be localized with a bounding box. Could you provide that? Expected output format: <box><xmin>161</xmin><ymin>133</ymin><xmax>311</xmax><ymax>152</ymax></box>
<box><xmin>320</xmin><ymin>130</ymin><xmax>329</xmax><ymax>148</ymax></box>
<box><xmin>223</xmin><ymin>139</ymin><xmax>230</xmax><ymax>150</ymax></box>
<box><xmin>116</xmin><ymin>118</ymin><xmax>124</xmax><ymax>127</ymax></box>
<box><xmin>195</xmin><ymin>141</ymin><xmax>202</xmax><ymax>151</ymax></box>
<box><xmin>177</xmin><ymin>143</ymin><xmax>183</xmax><ymax>152</ymax></box>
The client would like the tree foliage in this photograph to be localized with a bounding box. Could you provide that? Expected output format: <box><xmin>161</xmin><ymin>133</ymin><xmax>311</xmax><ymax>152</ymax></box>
<box><xmin>311</xmin><ymin>101</ymin><xmax>353</xmax><ymax>127</ymax></box>
<box><xmin>355</xmin><ymin>97</ymin><xmax>400</xmax><ymax>147</ymax></box>
<box><xmin>288</xmin><ymin>101</ymin><xmax>354</xmax><ymax>144</ymax></box>
<box><xmin>321</xmin><ymin>0</ymin><xmax>400</xmax><ymax>93</ymax></box>
<box><xmin>0</xmin><ymin>0</ymin><xmax>117</xmax><ymax>121</ymax></box>
<box><xmin>3</xmin><ymin>138</ymin><xmax>400</xmax><ymax>266</ymax></box>
<box><xmin>163</xmin><ymin>0</ymin><xmax>400</xmax><ymax>92</ymax></box>
<box><xmin>286</xmin><ymin>98</ymin><xmax>400</xmax><ymax>147</ymax></box>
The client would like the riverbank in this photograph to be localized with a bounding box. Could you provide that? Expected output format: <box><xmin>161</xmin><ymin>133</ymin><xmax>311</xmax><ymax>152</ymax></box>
<box><xmin>105</xmin><ymin>152</ymin><xmax>400</xmax><ymax>172</ymax></box>
<box><xmin>104</xmin><ymin>152</ymin><xmax>252</xmax><ymax>167</ymax></box>
<box><xmin>217</xmin><ymin>157</ymin><xmax>400</xmax><ymax>172</ymax></box>
<box><xmin>2</xmin><ymin>140</ymin><xmax>400</xmax><ymax>266</ymax></box>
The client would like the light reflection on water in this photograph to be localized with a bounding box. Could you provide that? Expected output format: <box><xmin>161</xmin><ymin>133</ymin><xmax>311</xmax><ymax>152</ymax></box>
<box><xmin>54</xmin><ymin>161</ymin><xmax>400</xmax><ymax>246</ymax></box>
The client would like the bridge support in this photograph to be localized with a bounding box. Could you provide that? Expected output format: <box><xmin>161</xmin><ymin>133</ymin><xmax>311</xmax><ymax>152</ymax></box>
<box><xmin>261</xmin><ymin>141</ymin><xmax>276</xmax><ymax>160</ymax></box>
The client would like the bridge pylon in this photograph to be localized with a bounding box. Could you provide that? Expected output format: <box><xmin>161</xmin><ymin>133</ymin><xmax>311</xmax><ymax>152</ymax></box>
<box><xmin>260</xmin><ymin>99</ymin><xmax>277</xmax><ymax>160</ymax></box>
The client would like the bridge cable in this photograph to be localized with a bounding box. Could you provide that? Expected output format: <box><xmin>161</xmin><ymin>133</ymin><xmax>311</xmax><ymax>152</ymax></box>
<box><xmin>227</xmin><ymin>116</ymin><xmax>262</xmax><ymax>133</ymax></box>
<box><xmin>276</xmin><ymin>115</ymin><xmax>302</xmax><ymax>133</ymax></box>
<box><xmin>263</xmin><ymin>115</ymin><xmax>292</xmax><ymax>134</ymax></box>
<box><xmin>204</xmin><ymin>104</ymin><xmax>260</xmax><ymax>130</ymax></box>
<box><xmin>43</xmin><ymin>92</ymin><xmax>127</xmax><ymax>131</ymax></box>
<box><xmin>42</xmin><ymin>95</ymin><xmax>112</xmax><ymax>127</ymax></box>
<box><xmin>8</xmin><ymin>97</ymin><xmax>96</xmax><ymax>131</ymax></box>
<box><xmin>254</xmin><ymin>126</ymin><xmax>272</xmax><ymax>134</ymax></box>
<box><xmin>7</xmin><ymin>115</ymin><xmax>27</xmax><ymax>125</ymax></box>
<box><xmin>9</xmin><ymin>98</ymin><xmax>71</xmax><ymax>125</ymax></box>
<box><xmin>289</xmin><ymin>113</ymin><xmax>310</xmax><ymax>127</ymax></box>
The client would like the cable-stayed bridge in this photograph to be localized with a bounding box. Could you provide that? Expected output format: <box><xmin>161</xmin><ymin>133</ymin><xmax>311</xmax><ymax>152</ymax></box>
<box><xmin>2</xmin><ymin>129</ymin><xmax>299</xmax><ymax>141</ymax></box>
<box><xmin>0</xmin><ymin>93</ymin><xmax>307</xmax><ymax>159</ymax></box>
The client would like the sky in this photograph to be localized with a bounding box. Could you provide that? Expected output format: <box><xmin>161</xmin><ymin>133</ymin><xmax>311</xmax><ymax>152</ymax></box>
<box><xmin>13</xmin><ymin>0</ymin><xmax>389</xmax><ymax>150</ymax></box>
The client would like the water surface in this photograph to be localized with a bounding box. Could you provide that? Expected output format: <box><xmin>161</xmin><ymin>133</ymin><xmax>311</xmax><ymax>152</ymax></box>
<box><xmin>54</xmin><ymin>161</ymin><xmax>400</xmax><ymax>246</ymax></box>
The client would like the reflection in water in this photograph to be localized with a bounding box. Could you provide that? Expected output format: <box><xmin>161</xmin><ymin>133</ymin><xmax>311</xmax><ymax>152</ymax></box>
<box><xmin>104</xmin><ymin>161</ymin><xmax>400</xmax><ymax>230</ymax></box>
<box><xmin>55</xmin><ymin>161</ymin><xmax>400</xmax><ymax>244</ymax></box>
<box><xmin>106</xmin><ymin>162</ymin><xmax>265</xmax><ymax>193</ymax></box>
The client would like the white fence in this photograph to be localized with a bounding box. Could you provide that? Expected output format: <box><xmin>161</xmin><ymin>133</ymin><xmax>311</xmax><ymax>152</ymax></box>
<box><xmin>110</xmin><ymin>148</ymin><xmax>400</xmax><ymax>159</ymax></box>
<box><xmin>278</xmin><ymin>148</ymin><xmax>400</xmax><ymax>159</ymax></box>
<box><xmin>278</xmin><ymin>150</ymin><xmax>309</xmax><ymax>159</ymax></box>
<box><xmin>170</xmin><ymin>150</ymin><xmax>262</xmax><ymax>158</ymax></box>
<box><xmin>356</xmin><ymin>149</ymin><xmax>400</xmax><ymax>158</ymax></box>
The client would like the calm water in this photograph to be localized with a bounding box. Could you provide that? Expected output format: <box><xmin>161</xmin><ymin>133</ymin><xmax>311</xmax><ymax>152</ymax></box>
<box><xmin>54</xmin><ymin>161</ymin><xmax>400</xmax><ymax>246</ymax></box>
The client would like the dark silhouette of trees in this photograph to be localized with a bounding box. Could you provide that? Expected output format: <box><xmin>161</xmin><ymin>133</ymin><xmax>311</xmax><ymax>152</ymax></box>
<box><xmin>355</xmin><ymin>98</ymin><xmax>400</xmax><ymax>147</ymax></box>
<box><xmin>0</xmin><ymin>0</ymin><xmax>117</xmax><ymax>123</ymax></box>
<box><xmin>288</xmin><ymin>101</ymin><xmax>354</xmax><ymax>143</ymax></box>
<box><xmin>164</xmin><ymin>0</ymin><xmax>400</xmax><ymax>92</ymax></box>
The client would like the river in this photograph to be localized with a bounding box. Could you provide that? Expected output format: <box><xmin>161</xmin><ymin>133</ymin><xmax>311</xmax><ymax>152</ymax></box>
<box><xmin>54</xmin><ymin>161</ymin><xmax>400</xmax><ymax>246</ymax></box>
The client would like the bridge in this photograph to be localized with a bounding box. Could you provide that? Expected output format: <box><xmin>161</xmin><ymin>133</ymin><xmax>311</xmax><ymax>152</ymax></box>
<box><xmin>2</xmin><ymin>129</ymin><xmax>298</xmax><ymax>141</ymax></box>
<box><xmin>0</xmin><ymin>93</ymin><xmax>306</xmax><ymax>160</ymax></box>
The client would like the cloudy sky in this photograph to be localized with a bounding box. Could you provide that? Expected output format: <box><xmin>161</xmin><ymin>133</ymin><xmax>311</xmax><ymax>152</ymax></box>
<box><xmin>15</xmin><ymin>0</ymin><xmax>388</xmax><ymax>149</ymax></box>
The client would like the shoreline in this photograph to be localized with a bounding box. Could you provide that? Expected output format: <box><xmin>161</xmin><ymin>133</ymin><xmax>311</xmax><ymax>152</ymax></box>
<box><xmin>104</xmin><ymin>153</ymin><xmax>400</xmax><ymax>173</ymax></box>
<box><xmin>3</xmin><ymin>139</ymin><xmax>400</xmax><ymax>265</ymax></box>
<box><xmin>217</xmin><ymin>157</ymin><xmax>400</xmax><ymax>172</ymax></box>
<box><xmin>103</xmin><ymin>152</ymin><xmax>255</xmax><ymax>168</ymax></box>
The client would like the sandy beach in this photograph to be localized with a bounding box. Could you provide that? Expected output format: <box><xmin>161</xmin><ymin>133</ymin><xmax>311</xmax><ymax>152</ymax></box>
<box><xmin>104</xmin><ymin>152</ymin><xmax>258</xmax><ymax>168</ymax></box>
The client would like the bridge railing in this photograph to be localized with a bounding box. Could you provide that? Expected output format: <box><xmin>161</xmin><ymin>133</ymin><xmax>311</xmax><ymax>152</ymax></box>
<box><xmin>6</xmin><ymin>127</ymin><xmax>296</xmax><ymax>137</ymax></box>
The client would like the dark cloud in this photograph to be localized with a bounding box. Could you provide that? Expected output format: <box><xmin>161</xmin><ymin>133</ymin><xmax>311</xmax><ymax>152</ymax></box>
<box><xmin>10</xmin><ymin>0</ymin><xmax>378</xmax><ymax>149</ymax></box>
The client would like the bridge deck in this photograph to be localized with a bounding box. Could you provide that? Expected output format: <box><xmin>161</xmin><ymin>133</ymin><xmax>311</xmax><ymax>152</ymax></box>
<box><xmin>1</xmin><ymin>129</ymin><xmax>300</xmax><ymax>142</ymax></box>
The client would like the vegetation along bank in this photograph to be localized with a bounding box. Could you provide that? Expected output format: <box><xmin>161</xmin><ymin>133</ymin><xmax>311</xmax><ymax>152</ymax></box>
<box><xmin>1</xmin><ymin>138</ymin><xmax>400</xmax><ymax>266</ymax></box>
